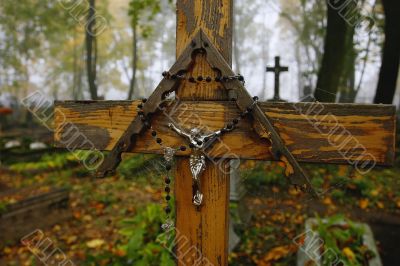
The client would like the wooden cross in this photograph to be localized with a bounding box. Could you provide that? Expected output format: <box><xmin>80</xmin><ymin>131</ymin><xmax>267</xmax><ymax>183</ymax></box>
<box><xmin>53</xmin><ymin>1</ymin><xmax>396</xmax><ymax>265</ymax></box>
<box><xmin>266</xmin><ymin>56</ymin><xmax>289</xmax><ymax>102</ymax></box>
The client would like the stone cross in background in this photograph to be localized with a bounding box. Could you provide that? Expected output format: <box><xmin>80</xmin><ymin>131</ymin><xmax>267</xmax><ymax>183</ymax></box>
<box><xmin>267</xmin><ymin>56</ymin><xmax>289</xmax><ymax>102</ymax></box>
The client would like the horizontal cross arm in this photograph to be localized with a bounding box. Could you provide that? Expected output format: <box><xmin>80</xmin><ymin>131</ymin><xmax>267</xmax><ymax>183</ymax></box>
<box><xmin>54</xmin><ymin>101</ymin><xmax>395</xmax><ymax>166</ymax></box>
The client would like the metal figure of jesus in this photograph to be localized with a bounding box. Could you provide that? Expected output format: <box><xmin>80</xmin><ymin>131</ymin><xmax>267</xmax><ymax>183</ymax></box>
<box><xmin>168</xmin><ymin>123</ymin><xmax>230</xmax><ymax>206</ymax></box>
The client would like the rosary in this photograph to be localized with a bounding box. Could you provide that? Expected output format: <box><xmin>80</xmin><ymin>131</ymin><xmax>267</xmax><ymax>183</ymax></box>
<box><xmin>136</xmin><ymin>72</ymin><xmax>260</xmax><ymax>232</ymax></box>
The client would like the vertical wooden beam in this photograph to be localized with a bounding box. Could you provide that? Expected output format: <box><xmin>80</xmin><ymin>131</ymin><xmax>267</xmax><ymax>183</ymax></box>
<box><xmin>174</xmin><ymin>1</ymin><xmax>233</xmax><ymax>265</ymax></box>
<box><xmin>176</xmin><ymin>0</ymin><xmax>233</xmax><ymax>100</ymax></box>
<box><xmin>175</xmin><ymin>160</ymin><xmax>230</xmax><ymax>265</ymax></box>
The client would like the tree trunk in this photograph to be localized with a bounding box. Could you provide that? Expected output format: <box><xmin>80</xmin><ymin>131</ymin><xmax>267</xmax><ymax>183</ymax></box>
<box><xmin>373</xmin><ymin>0</ymin><xmax>400</xmax><ymax>104</ymax></box>
<box><xmin>339</xmin><ymin>20</ymin><xmax>357</xmax><ymax>103</ymax></box>
<box><xmin>315</xmin><ymin>0</ymin><xmax>352</xmax><ymax>102</ymax></box>
<box><xmin>72</xmin><ymin>28</ymin><xmax>79</xmax><ymax>100</ymax></box>
<box><xmin>127</xmin><ymin>24</ymin><xmax>138</xmax><ymax>100</ymax></box>
<box><xmin>85</xmin><ymin>0</ymin><xmax>98</xmax><ymax>100</ymax></box>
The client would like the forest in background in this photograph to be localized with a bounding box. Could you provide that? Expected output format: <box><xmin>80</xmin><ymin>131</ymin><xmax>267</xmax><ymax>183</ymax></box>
<box><xmin>1</xmin><ymin>1</ymin><xmax>400</xmax><ymax>265</ymax></box>
<box><xmin>0</xmin><ymin>0</ymin><xmax>399</xmax><ymax>108</ymax></box>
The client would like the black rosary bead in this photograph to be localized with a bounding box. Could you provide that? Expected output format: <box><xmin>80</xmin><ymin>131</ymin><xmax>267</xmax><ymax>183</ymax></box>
<box><xmin>138</xmin><ymin>110</ymin><xmax>144</xmax><ymax>116</ymax></box>
<box><xmin>138</xmin><ymin>103</ymin><xmax>143</xmax><ymax>109</ymax></box>
<box><xmin>180</xmin><ymin>146</ymin><xmax>187</xmax><ymax>151</ymax></box>
<box><xmin>221</xmin><ymin>128</ymin><xmax>227</xmax><ymax>133</ymax></box>
<box><xmin>144</xmin><ymin>121</ymin><xmax>151</xmax><ymax>129</ymax></box>
<box><xmin>226</xmin><ymin>123</ymin><xmax>233</xmax><ymax>130</ymax></box>
<box><xmin>204</xmin><ymin>137</ymin><xmax>209</xmax><ymax>142</ymax></box>
<box><xmin>233</xmin><ymin>118</ymin><xmax>239</xmax><ymax>124</ymax></box>
<box><xmin>165</xmin><ymin>187</ymin><xmax>171</xmax><ymax>193</ymax></box>
<box><xmin>165</xmin><ymin>207</ymin><xmax>171</xmax><ymax>214</ymax></box>
<box><xmin>166</xmin><ymin>195</ymin><xmax>171</xmax><ymax>201</ymax></box>
<box><xmin>151</xmin><ymin>131</ymin><xmax>157</xmax><ymax>137</ymax></box>
<box><xmin>142</xmin><ymin>98</ymin><xmax>147</xmax><ymax>103</ymax></box>
<box><xmin>246</xmin><ymin>106</ymin><xmax>253</xmax><ymax>112</ymax></box>
<box><xmin>253</xmin><ymin>96</ymin><xmax>259</xmax><ymax>101</ymax></box>
<box><xmin>189</xmin><ymin>77</ymin><xmax>196</xmax><ymax>83</ymax></box>
<box><xmin>165</xmin><ymin>164</ymin><xmax>172</xmax><ymax>171</ymax></box>
<box><xmin>206</xmin><ymin>76</ymin><xmax>212</xmax><ymax>82</ymax></box>
<box><xmin>238</xmin><ymin>75</ymin><xmax>244</xmax><ymax>82</ymax></box>
<box><xmin>165</xmin><ymin>178</ymin><xmax>171</xmax><ymax>184</ymax></box>
<box><xmin>156</xmin><ymin>138</ymin><xmax>162</xmax><ymax>144</ymax></box>
<box><xmin>230</xmin><ymin>97</ymin><xmax>237</xmax><ymax>101</ymax></box>
<box><xmin>197</xmin><ymin>140</ymin><xmax>203</xmax><ymax>145</ymax></box>
<box><xmin>171</xmin><ymin>74</ymin><xmax>177</xmax><ymax>79</ymax></box>
<box><xmin>189</xmin><ymin>143</ymin><xmax>195</xmax><ymax>148</ymax></box>
<box><xmin>197</xmin><ymin>76</ymin><xmax>203</xmax><ymax>81</ymax></box>
<box><xmin>162</xmin><ymin>71</ymin><xmax>168</xmax><ymax>77</ymax></box>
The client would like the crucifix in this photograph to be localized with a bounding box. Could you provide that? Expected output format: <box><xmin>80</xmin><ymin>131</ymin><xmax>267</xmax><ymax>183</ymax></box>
<box><xmin>53</xmin><ymin>1</ymin><xmax>396</xmax><ymax>265</ymax></box>
<box><xmin>266</xmin><ymin>56</ymin><xmax>289</xmax><ymax>102</ymax></box>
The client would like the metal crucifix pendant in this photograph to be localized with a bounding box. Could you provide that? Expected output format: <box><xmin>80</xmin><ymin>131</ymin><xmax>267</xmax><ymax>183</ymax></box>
<box><xmin>189</xmin><ymin>151</ymin><xmax>206</xmax><ymax>206</ymax></box>
<box><xmin>168</xmin><ymin>123</ymin><xmax>223</xmax><ymax>206</ymax></box>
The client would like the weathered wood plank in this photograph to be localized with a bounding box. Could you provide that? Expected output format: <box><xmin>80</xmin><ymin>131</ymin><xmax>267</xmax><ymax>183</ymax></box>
<box><xmin>54</xmin><ymin>101</ymin><xmax>396</xmax><ymax>166</ymax></box>
<box><xmin>176</xmin><ymin>0</ymin><xmax>232</xmax><ymax>101</ymax></box>
<box><xmin>0</xmin><ymin>188</ymin><xmax>70</xmax><ymax>247</ymax></box>
<box><xmin>175</xmin><ymin>1</ymin><xmax>232</xmax><ymax>265</ymax></box>
<box><xmin>174</xmin><ymin>159</ymin><xmax>229</xmax><ymax>265</ymax></box>
<box><xmin>177</xmin><ymin>0</ymin><xmax>232</xmax><ymax>66</ymax></box>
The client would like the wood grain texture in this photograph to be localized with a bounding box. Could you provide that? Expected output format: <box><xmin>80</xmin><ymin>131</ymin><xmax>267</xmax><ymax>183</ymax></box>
<box><xmin>54</xmin><ymin>101</ymin><xmax>396</xmax><ymax>166</ymax></box>
<box><xmin>174</xmin><ymin>159</ymin><xmax>229</xmax><ymax>266</ymax></box>
<box><xmin>176</xmin><ymin>0</ymin><xmax>232</xmax><ymax>100</ymax></box>
<box><xmin>176</xmin><ymin>0</ymin><xmax>232</xmax><ymax>64</ymax></box>
<box><xmin>175</xmin><ymin>2</ymin><xmax>231</xmax><ymax>264</ymax></box>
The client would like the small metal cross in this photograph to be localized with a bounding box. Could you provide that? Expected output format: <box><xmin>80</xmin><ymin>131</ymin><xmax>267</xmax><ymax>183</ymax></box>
<box><xmin>266</xmin><ymin>56</ymin><xmax>289</xmax><ymax>102</ymax></box>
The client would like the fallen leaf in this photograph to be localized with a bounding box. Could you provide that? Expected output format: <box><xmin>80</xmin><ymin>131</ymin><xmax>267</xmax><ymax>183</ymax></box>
<box><xmin>272</xmin><ymin>186</ymin><xmax>280</xmax><ymax>193</ymax></box>
<box><xmin>342</xmin><ymin>247</ymin><xmax>355</xmax><ymax>261</ymax></box>
<box><xmin>3</xmin><ymin>247</ymin><xmax>12</xmax><ymax>255</ymax></box>
<box><xmin>288</xmin><ymin>187</ymin><xmax>300</xmax><ymax>196</ymax></box>
<box><xmin>359</xmin><ymin>199</ymin><xmax>369</xmax><ymax>209</ymax></box>
<box><xmin>83</xmin><ymin>215</ymin><xmax>92</xmax><ymax>222</ymax></box>
<box><xmin>370</xmin><ymin>189</ymin><xmax>379</xmax><ymax>197</ymax></box>
<box><xmin>53</xmin><ymin>224</ymin><xmax>61</xmax><ymax>232</ymax></box>
<box><xmin>66</xmin><ymin>235</ymin><xmax>78</xmax><ymax>245</ymax></box>
<box><xmin>253</xmin><ymin>198</ymin><xmax>262</xmax><ymax>205</ymax></box>
<box><xmin>323</xmin><ymin>197</ymin><xmax>333</xmax><ymax>206</ymax></box>
<box><xmin>396</xmin><ymin>199</ymin><xmax>400</xmax><ymax>208</ymax></box>
<box><xmin>73</xmin><ymin>211</ymin><xmax>81</xmax><ymax>219</ymax></box>
<box><xmin>145</xmin><ymin>186</ymin><xmax>156</xmax><ymax>194</ymax></box>
<box><xmin>261</xmin><ymin>245</ymin><xmax>294</xmax><ymax>262</ymax></box>
<box><xmin>114</xmin><ymin>249</ymin><xmax>126</xmax><ymax>257</ymax></box>
<box><xmin>86</xmin><ymin>239</ymin><xmax>105</xmax><ymax>248</ymax></box>
<box><xmin>293</xmin><ymin>215</ymin><xmax>304</xmax><ymax>225</ymax></box>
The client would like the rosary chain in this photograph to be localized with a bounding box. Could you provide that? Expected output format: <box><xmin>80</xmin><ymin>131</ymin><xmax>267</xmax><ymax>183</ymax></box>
<box><xmin>137</xmin><ymin>73</ymin><xmax>258</xmax><ymax>230</ymax></box>
<box><xmin>162</xmin><ymin>71</ymin><xmax>245</xmax><ymax>84</ymax></box>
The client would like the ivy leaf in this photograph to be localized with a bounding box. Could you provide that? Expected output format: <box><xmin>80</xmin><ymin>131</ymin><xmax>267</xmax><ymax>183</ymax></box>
<box><xmin>161</xmin><ymin>251</ymin><xmax>175</xmax><ymax>266</ymax></box>
<box><xmin>127</xmin><ymin>228</ymin><xmax>145</xmax><ymax>254</ymax></box>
